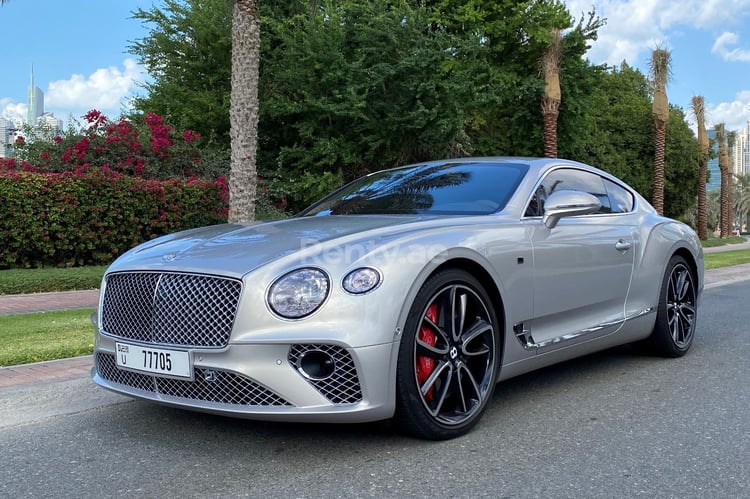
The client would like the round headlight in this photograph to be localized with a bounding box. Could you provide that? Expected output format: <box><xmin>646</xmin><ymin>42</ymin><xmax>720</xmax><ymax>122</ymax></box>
<box><xmin>268</xmin><ymin>268</ymin><xmax>330</xmax><ymax>319</ymax></box>
<box><xmin>342</xmin><ymin>267</ymin><xmax>381</xmax><ymax>294</ymax></box>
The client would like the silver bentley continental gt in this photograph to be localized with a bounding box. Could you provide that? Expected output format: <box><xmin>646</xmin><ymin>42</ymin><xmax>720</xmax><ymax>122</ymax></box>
<box><xmin>92</xmin><ymin>157</ymin><xmax>703</xmax><ymax>439</ymax></box>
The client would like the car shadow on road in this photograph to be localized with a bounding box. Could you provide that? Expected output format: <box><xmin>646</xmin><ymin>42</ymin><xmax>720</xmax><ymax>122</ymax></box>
<box><xmin>99</xmin><ymin>342</ymin><xmax>686</xmax><ymax>450</ymax></box>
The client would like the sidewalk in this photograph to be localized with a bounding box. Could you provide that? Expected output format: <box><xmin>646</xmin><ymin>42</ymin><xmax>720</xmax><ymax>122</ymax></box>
<box><xmin>2</xmin><ymin>258</ymin><xmax>750</xmax><ymax>389</ymax></box>
<box><xmin>702</xmin><ymin>238</ymin><xmax>750</xmax><ymax>253</ymax></box>
<box><xmin>0</xmin><ymin>289</ymin><xmax>99</xmax><ymax>388</ymax></box>
<box><xmin>0</xmin><ymin>289</ymin><xmax>99</xmax><ymax>315</ymax></box>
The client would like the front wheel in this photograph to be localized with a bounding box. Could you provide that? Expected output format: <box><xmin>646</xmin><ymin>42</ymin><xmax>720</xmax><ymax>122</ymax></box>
<box><xmin>640</xmin><ymin>255</ymin><xmax>698</xmax><ymax>357</ymax></box>
<box><xmin>394</xmin><ymin>269</ymin><xmax>500</xmax><ymax>440</ymax></box>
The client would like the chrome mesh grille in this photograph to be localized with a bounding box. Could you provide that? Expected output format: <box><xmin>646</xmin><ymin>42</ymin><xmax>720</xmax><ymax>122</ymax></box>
<box><xmin>288</xmin><ymin>344</ymin><xmax>363</xmax><ymax>404</ymax></box>
<box><xmin>101</xmin><ymin>272</ymin><xmax>242</xmax><ymax>348</ymax></box>
<box><xmin>95</xmin><ymin>353</ymin><xmax>291</xmax><ymax>406</ymax></box>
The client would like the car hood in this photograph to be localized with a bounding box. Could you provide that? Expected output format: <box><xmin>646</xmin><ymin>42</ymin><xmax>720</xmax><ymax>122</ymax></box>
<box><xmin>107</xmin><ymin>215</ymin><xmax>441</xmax><ymax>277</ymax></box>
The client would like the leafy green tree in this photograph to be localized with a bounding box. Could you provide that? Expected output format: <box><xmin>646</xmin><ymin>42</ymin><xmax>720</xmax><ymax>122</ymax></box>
<box><xmin>575</xmin><ymin>63</ymin><xmax>698</xmax><ymax>219</ymax></box>
<box><xmin>260</xmin><ymin>0</ymin><xmax>471</xmax><ymax>207</ymax></box>
<box><xmin>664</xmin><ymin>107</ymin><xmax>701</xmax><ymax>218</ymax></box>
<box><xmin>130</xmin><ymin>0</ymin><xmax>233</xmax><ymax>147</ymax></box>
<box><xmin>417</xmin><ymin>0</ymin><xmax>602</xmax><ymax>158</ymax></box>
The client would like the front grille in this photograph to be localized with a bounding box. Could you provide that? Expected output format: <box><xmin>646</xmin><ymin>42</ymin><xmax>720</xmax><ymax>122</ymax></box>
<box><xmin>96</xmin><ymin>353</ymin><xmax>291</xmax><ymax>406</ymax></box>
<box><xmin>101</xmin><ymin>272</ymin><xmax>242</xmax><ymax>348</ymax></box>
<box><xmin>288</xmin><ymin>344</ymin><xmax>363</xmax><ymax>404</ymax></box>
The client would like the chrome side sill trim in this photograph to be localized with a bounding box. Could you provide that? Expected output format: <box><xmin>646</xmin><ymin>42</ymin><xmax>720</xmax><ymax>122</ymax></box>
<box><xmin>516</xmin><ymin>307</ymin><xmax>655</xmax><ymax>351</ymax></box>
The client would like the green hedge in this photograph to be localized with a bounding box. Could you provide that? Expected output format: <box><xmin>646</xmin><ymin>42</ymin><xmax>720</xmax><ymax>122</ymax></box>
<box><xmin>0</xmin><ymin>171</ymin><xmax>228</xmax><ymax>269</ymax></box>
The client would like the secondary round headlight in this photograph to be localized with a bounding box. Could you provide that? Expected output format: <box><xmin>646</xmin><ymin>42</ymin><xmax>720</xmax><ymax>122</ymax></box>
<box><xmin>342</xmin><ymin>267</ymin><xmax>381</xmax><ymax>294</ymax></box>
<box><xmin>268</xmin><ymin>268</ymin><xmax>330</xmax><ymax>319</ymax></box>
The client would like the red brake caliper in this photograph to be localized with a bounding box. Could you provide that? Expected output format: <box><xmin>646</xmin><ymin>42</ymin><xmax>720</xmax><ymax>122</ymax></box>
<box><xmin>416</xmin><ymin>303</ymin><xmax>438</xmax><ymax>401</ymax></box>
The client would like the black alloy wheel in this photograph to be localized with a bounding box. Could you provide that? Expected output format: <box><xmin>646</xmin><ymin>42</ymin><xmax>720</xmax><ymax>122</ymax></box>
<box><xmin>642</xmin><ymin>255</ymin><xmax>697</xmax><ymax>357</ymax></box>
<box><xmin>395</xmin><ymin>269</ymin><xmax>500</xmax><ymax>440</ymax></box>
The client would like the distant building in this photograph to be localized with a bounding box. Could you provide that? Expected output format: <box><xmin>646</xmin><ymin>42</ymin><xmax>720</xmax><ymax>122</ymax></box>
<box><xmin>707</xmin><ymin>128</ymin><xmax>721</xmax><ymax>191</ymax></box>
<box><xmin>37</xmin><ymin>112</ymin><xmax>63</xmax><ymax>135</ymax></box>
<box><xmin>0</xmin><ymin>117</ymin><xmax>18</xmax><ymax>159</ymax></box>
<box><xmin>28</xmin><ymin>67</ymin><xmax>44</xmax><ymax>125</ymax></box>
<box><xmin>25</xmin><ymin>66</ymin><xmax>63</xmax><ymax>136</ymax></box>
<box><xmin>734</xmin><ymin>120</ymin><xmax>750</xmax><ymax>176</ymax></box>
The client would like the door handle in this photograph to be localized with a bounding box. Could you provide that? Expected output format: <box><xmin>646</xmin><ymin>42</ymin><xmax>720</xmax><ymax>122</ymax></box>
<box><xmin>615</xmin><ymin>240</ymin><xmax>632</xmax><ymax>251</ymax></box>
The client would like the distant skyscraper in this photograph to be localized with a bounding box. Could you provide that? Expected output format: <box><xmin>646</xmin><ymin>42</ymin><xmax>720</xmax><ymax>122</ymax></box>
<box><xmin>27</xmin><ymin>66</ymin><xmax>44</xmax><ymax>125</ymax></box>
<box><xmin>707</xmin><ymin>128</ymin><xmax>720</xmax><ymax>191</ymax></box>
<box><xmin>734</xmin><ymin>120</ymin><xmax>750</xmax><ymax>176</ymax></box>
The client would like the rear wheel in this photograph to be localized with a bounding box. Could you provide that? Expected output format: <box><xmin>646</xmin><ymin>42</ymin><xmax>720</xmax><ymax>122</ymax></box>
<box><xmin>395</xmin><ymin>269</ymin><xmax>500</xmax><ymax>440</ymax></box>
<box><xmin>641</xmin><ymin>255</ymin><xmax>697</xmax><ymax>357</ymax></box>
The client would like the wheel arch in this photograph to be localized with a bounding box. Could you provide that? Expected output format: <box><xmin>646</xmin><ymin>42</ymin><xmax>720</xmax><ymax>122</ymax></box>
<box><xmin>395</xmin><ymin>255</ymin><xmax>507</xmax><ymax>365</ymax></box>
<box><xmin>671</xmin><ymin>246</ymin><xmax>700</xmax><ymax>289</ymax></box>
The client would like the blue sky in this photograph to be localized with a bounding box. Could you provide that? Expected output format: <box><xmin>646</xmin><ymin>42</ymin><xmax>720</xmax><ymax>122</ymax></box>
<box><xmin>1</xmin><ymin>0</ymin><xmax>750</xmax><ymax>133</ymax></box>
<box><xmin>0</xmin><ymin>1</ymin><xmax>150</xmax><ymax>125</ymax></box>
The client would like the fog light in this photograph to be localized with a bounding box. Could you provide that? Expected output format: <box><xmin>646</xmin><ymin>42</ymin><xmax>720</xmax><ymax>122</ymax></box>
<box><xmin>297</xmin><ymin>350</ymin><xmax>336</xmax><ymax>380</ymax></box>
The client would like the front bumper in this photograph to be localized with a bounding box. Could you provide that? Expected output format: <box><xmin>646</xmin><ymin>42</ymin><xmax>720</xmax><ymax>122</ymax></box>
<box><xmin>92</xmin><ymin>338</ymin><xmax>398</xmax><ymax>423</ymax></box>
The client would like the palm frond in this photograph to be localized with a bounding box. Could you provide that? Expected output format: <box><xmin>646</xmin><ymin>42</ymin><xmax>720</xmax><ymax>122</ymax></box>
<box><xmin>649</xmin><ymin>47</ymin><xmax>672</xmax><ymax>87</ymax></box>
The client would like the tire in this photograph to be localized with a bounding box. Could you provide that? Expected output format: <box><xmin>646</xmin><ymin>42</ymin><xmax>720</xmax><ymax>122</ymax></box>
<box><xmin>640</xmin><ymin>255</ymin><xmax>698</xmax><ymax>357</ymax></box>
<box><xmin>394</xmin><ymin>269</ymin><xmax>501</xmax><ymax>440</ymax></box>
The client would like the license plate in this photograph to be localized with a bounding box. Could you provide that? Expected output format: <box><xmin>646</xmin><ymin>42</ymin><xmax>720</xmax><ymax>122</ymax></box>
<box><xmin>115</xmin><ymin>342</ymin><xmax>191</xmax><ymax>378</ymax></box>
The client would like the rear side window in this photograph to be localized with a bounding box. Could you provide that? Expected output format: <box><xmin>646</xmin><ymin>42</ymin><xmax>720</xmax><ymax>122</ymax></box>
<box><xmin>525</xmin><ymin>168</ymin><xmax>610</xmax><ymax>216</ymax></box>
<box><xmin>525</xmin><ymin>168</ymin><xmax>636</xmax><ymax>217</ymax></box>
<box><xmin>603</xmin><ymin>179</ymin><xmax>634</xmax><ymax>213</ymax></box>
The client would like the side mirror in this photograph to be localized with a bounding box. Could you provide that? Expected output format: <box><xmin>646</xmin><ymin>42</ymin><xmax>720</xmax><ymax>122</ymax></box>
<box><xmin>542</xmin><ymin>190</ymin><xmax>601</xmax><ymax>229</ymax></box>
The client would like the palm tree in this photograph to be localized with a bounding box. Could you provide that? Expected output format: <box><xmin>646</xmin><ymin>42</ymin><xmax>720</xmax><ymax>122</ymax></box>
<box><xmin>649</xmin><ymin>48</ymin><xmax>671</xmax><ymax>215</ymax></box>
<box><xmin>707</xmin><ymin>189</ymin><xmax>721</xmax><ymax>234</ymax></box>
<box><xmin>541</xmin><ymin>28</ymin><xmax>563</xmax><ymax>158</ymax></box>
<box><xmin>727</xmin><ymin>131</ymin><xmax>737</xmax><ymax>234</ymax></box>
<box><xmin>715</xmin><ymin>124</ymin><xmax>730</xmax><ymax>237</ymax></box>
<box><xmin>691</xmin><ymin>96</ymin><xmax>709</xmax><ymax>240</ymax></box>
<box><xmin>228</xmin><ymin>0</ymin><xmax>260</xmax><ymax>223</ymax></box>
<box><xmin>733</xmin><ymin>174</ymin><xmax>750</xmax><ymax>233</ymax></box>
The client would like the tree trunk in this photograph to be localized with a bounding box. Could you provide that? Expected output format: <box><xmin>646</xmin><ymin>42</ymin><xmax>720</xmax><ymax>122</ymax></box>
<box><xmin>720</xmin><ymin>167</ymin><xmax>730</xmax><ymax>237</ymax></box>
<box><xmin>697</xmin><ymin>162</ymin><xmax>707</xmax><ymax>240</ymax></box>
<box><xmin>652</xmin><ymin>120</ymin><xmax>666</xmax><ymax>215</ymax></box>
<box><xmin>541</xmin><ymin>101</ymin><xmax>559</xmax><ymax>158</ymax></box>
<box><xmin>228</xmin><ymin>0</ymin><xmax>260</xmax><ymax>223</ymax></box>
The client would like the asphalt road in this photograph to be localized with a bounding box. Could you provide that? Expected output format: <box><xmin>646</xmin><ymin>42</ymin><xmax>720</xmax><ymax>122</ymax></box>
<box><xmin>1</xmin><ymin>281</ymin><xmax>749</xmax><ymax>499</ymax></box>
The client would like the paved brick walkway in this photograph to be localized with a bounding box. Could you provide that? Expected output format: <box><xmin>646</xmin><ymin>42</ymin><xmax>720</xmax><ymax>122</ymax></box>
<box><xmin>0</xmin><ymin>289</ymin><xmax>99</xmax><ymax>315</ymax></box>
<box><xmin>0</xmin><ymin>355</ymin><xmax>93</xmax><ymax>388</ymax></box>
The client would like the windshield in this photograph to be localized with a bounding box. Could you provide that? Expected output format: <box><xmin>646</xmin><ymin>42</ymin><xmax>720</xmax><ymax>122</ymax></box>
<box><xmin>298</xmin><ymin>161</ymin><xmax>529</xmax><ymax>216</ymax></box>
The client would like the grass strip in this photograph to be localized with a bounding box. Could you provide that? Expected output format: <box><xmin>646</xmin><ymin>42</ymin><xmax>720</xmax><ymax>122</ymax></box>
<box><xmin>701</xmin><ymin>235</ymin><xmax>746</xmax><ymax>248</ymax></box>
<box><xmin>0</xmin><ymin>266</ymin><xmax>107</xmax><ymax>295</ymax></box>
<box><xmin>0</xmin><ymin>309</ymin><xmax>95</xmax><ymax>367</ymax></box>
<box><xmin>704</xmin><ymin>249</ymin><xmax>750</xmax><ymax>270</ymax></box>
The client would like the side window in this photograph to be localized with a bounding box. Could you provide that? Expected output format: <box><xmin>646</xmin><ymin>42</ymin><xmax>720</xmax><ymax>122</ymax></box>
<box><xmin>525</xmin><ymin>169</ymin><xmax>611</xmax><ymax>216</ymax></box>
<box><xmin>603</xmin><ymin>179</ymin><xmax>634</xmax><ymax>213</ymax></box>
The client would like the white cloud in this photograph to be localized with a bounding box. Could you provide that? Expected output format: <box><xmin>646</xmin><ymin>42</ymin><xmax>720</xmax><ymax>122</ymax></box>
<box><xmin>707</xmin><ymin>90</ymin><xmax>750</xmax><ymax>132</ymax></box>
<box><xmin>0</xmin><ymin>99</ymin><xmax>27</xmax><ymax>123</ymax></box>
<box><xmin>45</xmin><ymin>58</ymin><xmax>145</xmax><ymax>114</ymax></box>
<box><xmin>564</xmin><ymin>0</ymin><xmax>750</xmax><ymax>64</ymax></box>
<box><xmin>712</xmin><ymin>32</ymin><xmax>750</xmax><ymax>62</ymax></box>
